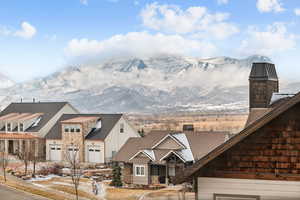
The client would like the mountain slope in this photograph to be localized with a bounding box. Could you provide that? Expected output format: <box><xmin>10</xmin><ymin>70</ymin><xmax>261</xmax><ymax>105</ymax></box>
<box><xmin>1</xmin><ymin>55</ymin><xmax>296</xmax><ymax>113</ymax></box>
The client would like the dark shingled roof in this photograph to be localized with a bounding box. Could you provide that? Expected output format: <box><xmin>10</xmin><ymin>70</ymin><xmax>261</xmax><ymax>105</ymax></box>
<box><xmin>46</xmin><ymin>113</ymin><xmax>122</xmax><ymax>140</ymax></box>
<box><xmin>0</xmin><ymin>102</ymin><xmax>70</xmax><ymax>132</ymax></box>
<box><xmin>249</xmin><ymin>62</ymin><xmax>278</xmax><ymax>81</ymax></box>
<box><xmin>113</xmin><ymin>130</ymin><xmax>227</xmax><ymax>163</ymax></box>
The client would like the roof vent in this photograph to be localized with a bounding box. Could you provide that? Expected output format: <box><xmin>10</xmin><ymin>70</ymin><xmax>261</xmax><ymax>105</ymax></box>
<box><xmin>183</xmin><ymin>124</ymin><xmax>194</xmax><ymax>132</ymax></box>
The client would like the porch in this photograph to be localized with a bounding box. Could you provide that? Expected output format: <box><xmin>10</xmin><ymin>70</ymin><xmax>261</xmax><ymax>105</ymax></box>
<box><xmin>0</xmin><ymin>137</ymin><xmax>43</xmax><ymax>158</ymax></box>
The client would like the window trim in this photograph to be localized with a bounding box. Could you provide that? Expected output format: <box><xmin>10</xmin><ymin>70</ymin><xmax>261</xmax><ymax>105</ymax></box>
<box><xmin>214</xmin><ymin>194</ymin><xmax>260</xmax><ymax>200</ymax></box>
<box><xmin>134</xmin><ymin>165</ymin><xmax>146</xmax><ymax>177</ymax></box>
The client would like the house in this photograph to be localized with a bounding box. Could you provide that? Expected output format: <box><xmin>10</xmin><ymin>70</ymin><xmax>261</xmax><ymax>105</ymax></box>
<box><xmin>113</xmin><ymin>128</ymin><xmax>228</xmax><ymax>185</ymax></box>
<box><xmin>0</xmin><ymin>102</ymin><xmax>78</xmax><ymax>158</ymax></box>
<box><xmin>176</xmin><ymin>63</ymin><xmax>300</xmax><ymax>200</ymax></box>
<box><xmin>45</xmin><ymin>114</ymin><xmax>140</xmax><ymax>163</ymax></box>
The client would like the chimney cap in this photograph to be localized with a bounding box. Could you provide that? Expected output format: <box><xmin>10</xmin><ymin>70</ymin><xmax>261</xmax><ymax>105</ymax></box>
<box><xmin>249</xmin><ymin>62</ymin><xmax>278</xmax><ymax>81</ymax></box>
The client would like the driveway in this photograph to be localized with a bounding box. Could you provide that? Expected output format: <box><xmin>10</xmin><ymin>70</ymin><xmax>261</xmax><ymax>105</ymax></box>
<box><xmin>0</xmin><ymin>184</ymin><xmax>48</xmax><ymax>200</ymax></box>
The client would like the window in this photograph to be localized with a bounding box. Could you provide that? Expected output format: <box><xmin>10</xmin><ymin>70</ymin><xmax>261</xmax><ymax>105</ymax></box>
<box><xmin>120</xmin><ymin>123</ymin><xmax>124</xmax><ymax>133</ymax></box>
<box><xmin>214</xmin><ymin>194</ymin><xmax>260</xmax><ymax>200</ymax></box>
<box><xmin>19</xmin><ymin>123</ymin><xmax>24</xmax><ymax>132</ymax></box>
<box><xmin>7</xmin><ymin>123</ymin><xmax>11</xmax><ymax>132</ymax></box>
<box><xmin>65</xmin><ymin>128</ymin><xmax>69</xmax><ymax>132</ymax></box>
<box><xmin>76</xmin><ymin>128</ymin><xmax>80</xmax><ymax>132</ymax></box>
<box><xmin>168</xmin><ymin>166</ymin><xmax>176</xmax><ymax>176</ymax></box>
<box><xmin>70</xmin><ymin>128</ymin><xmax>75</xmax><ymax>132</ymax></box>
<box><xmin>135</xmin><ymin>165</ymin><xmax>145</xmax><ymax>176</ymax></box>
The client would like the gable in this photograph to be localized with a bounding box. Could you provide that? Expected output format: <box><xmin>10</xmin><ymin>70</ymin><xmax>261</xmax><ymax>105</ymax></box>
<box><xmin>130</xmin><ymin>151</ymin><xmax>152</xmax><ymax>163</ymax></box>
<box><xmin>197</xmin><ymin>102</ymin><xmax>300</xmax><ymax>181</ymax></box>
<box><xmin>153</xmin><ymin>135</ymin><xmax>184</xmax><ymax>150</ymax></box>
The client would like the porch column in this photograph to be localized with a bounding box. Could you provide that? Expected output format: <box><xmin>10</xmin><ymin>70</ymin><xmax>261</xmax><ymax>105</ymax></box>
<box><xmin>165</xmin><ymin>163</ymin><xmax>169</xmax><ymax>185</ymax></box>
<box><xmin>194</xmin><ymin>176</ymin><xmax>198</xmax><ymax>200</ymax></box>
<box><xmin>19</xmin><ymin>139</ymin><xmax>23</xmax><ymax>152</ymax></box>
<box><xmin>34</xmin><ymin>139</ymin><xmax>39</xmax><ymax>157</ymax></box>
<box><xmin>4</xmin><ymin>140</ymin><xmax>9</xmax><ymax>154</ymax></box>
<box><xmin>26</xmin><ymin>140</ymin><xmax>30</xmax><ymax>152</ymax></box>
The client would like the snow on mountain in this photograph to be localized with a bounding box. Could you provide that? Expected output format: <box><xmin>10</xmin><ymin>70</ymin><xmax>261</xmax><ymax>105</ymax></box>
<box><xmin>0</xmin><ymin>73</ymin><xmax>15</xmax><ymax>89</ymax></box>
<box><xmin>0</xmin><ymin>55</ymin><xmax>289</xmax><ymax>113</ymax></box>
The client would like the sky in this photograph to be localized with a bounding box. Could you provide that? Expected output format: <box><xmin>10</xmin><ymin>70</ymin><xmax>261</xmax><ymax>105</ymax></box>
<box><xmin>0</xmin><ymin>0</ymin><xmax>299</xmax><ymax>82</ymax></box>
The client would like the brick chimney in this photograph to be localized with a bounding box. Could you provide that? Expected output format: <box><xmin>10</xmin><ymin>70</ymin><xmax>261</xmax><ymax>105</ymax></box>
<box><xmin>249</xmin><ymin>63</ymin><xmax>279</xmax><ymax>109</ymax></box>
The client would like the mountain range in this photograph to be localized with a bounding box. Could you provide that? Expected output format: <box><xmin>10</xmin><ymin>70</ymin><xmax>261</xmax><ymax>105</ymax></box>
<box><xmin>0</xmin><ymin>55</ymin><xmax>299</xmax><ymax>113</ymax></box>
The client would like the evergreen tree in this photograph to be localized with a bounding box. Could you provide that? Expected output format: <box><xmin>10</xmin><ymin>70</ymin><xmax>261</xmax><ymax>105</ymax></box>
<box><xmin>110</xmin><ymin>163</ymin><xmax>122</xmax><ymax>187</ymax></box>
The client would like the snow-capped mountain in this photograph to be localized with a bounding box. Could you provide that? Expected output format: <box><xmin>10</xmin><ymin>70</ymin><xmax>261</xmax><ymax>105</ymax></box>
<box><xmin>1</xmin><ymin>54</ymin><xmax>297</xmax><ymax>113</ymax></box>
<box><xmin>0</xmin><ymin>73</ymin><xmax>15</xmax><ymax>89</ymax></box>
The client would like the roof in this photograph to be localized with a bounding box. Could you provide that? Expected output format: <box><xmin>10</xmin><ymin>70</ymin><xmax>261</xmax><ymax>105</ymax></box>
<box><xmin>0</xmin><ymin>133</ymin><xmax>39</xmax><ymax>139</ymax></box>
<box><xmin>245</xmin><ymin>108</ymin><xmax>271</xmax><ymax>127</ymax></box>
<box><xmin>61</xmin><ymin>116</ymin><xmax>100</xmax><ymax>123</ymax></box>
<box><xmin>0</xmin><ymin>102</ymin><xmax>71</xmax><ymax>132</ymax></box>
<box><xmin>45</xmin><ymin>113</ymin><xmax>122</xmax><ymax>140</ymax></box>
<box><xmin>113</xmin><ymin>130</ymin><xmax>227</xmax><ymax>164</ymax></box>
<box><xmin>176</xmin><ymin>91</ymin><xmax>300</xmax><ymax>183</ymax></box>
<box><xmin>249</xmin><ymin>62</ymin><xmax>278</xmax><ymax>81</ymax></box>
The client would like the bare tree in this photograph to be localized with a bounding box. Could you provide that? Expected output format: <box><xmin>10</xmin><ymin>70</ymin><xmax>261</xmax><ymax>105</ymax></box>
<box><xmin>16</xmin><ymin>148</ymin><xmax>31</xmax><ymax>176</ymax></box>
<box><xmin>0</xmin><ymin>152</ymin><xmax>9</xmax><ymax>182</ymax></box>
<box><xmin>29</xmin><ymin>153</ymin><xmax>39</xmax><ymax>178</ymax></box>
<box><xmin>65</xmin><ymin>145</ymin><xmax>81</xmax><ymax>200</ymax></box>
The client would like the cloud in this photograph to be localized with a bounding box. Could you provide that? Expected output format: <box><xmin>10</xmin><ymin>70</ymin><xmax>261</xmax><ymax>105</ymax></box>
<box><xmin>64</xmin><ymin>32</ymin><xmax>217</xmax><ymax>63</ymax></box>
<box><xmin>0</xmin><ymin>25</ymin><xmax>11</xmax><ymax>36</ymax></box>
<box><xmin>295</xmin><ymin>8</ymin><xmax>300</xmax><ymax>16</ymax></box>
<box><xmin>14</xmin><ymin>22</ymin><xmax>37</xmax><ymax>39</ymax></box>
<box><xmin>80</xmin><ymin>0</ymin><xmax>88</xmax><ymax>5</ymax></box>
<box><xmin>238</xmin><ymin>22</ymin><xmax>296</xmax><ymax>56</ymax></box>
<box><xmin>256</xmin><ymin>0</ymin><xmax>284</xmax><ymax>13</ymax></box>
<box><xmin>217</xmin><ymin>0</ymin><xmax>229</xmax><ymax>5</ymax></box>
<box><xmin>140</xmin><ymin>2</ymin><xmax>239</xmax><ymax>39</ymax></box>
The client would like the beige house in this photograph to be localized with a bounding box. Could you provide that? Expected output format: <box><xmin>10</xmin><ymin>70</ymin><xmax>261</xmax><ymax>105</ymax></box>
<box><xmin>0</xmin><ymin>102</ymin><xmax>78</xmax><ymax>158</ymax></box>
<box><xmin>114</xmin><ymin>129</ymin><xmax>228</xmax><ymax>185</ymax></box>
<box><xmin>45</xmin><ymin>114</ymin><xmax>140</xmax><ymax>163</ymax></box>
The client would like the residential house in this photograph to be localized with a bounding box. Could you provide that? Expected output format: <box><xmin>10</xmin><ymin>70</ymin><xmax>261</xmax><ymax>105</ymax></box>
<box><xmin>114</xmin><ymin>129</ymin><xmax>228</xmax><ymax>185</ymax></box>
<box><xmin>45</xmin><ymin>114</ymin><xmax>140</xmax><ymax>163</ymax></box>
<box><xmin>176</xmin><ymin>63</ymin><xmax>300</xmax><ymax>200</ymax></box>
<box><xmin>0</xmin><ymin>102</ymin><xmax>78</xmax><ymax>158</ymax></box>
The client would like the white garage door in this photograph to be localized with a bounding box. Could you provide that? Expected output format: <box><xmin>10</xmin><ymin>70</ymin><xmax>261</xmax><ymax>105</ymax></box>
<box><xmin>49</xmin><ymin>144</ymin><xmax>62</xmax><ymax>161</ymax></box>
<box><xmin>88</xmin><ymin>145</ymin><xmax>101</xmax><ymax>163</ymax></box>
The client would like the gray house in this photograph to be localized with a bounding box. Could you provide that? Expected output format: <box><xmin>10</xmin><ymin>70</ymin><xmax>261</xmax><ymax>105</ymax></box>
<box><xmin>114</xmin><ymin>129</ymin><xmax>228</xmax><ymax>185</ymax></box>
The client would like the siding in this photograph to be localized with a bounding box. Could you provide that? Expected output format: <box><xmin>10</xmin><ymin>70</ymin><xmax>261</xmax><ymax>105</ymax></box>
<box><xmin>197</xmin><ymin>177</ymin><xmax>300</xmax><ymax>200</ymax></box>
<box><xmin>39</xmin><ymin>104</ymin><xmax>78</xmax><ymax>138</ymax></box>
<box><xmin>104</xmin><ymin>116</ymin><xmax>139</xmax><ymax>162</ymax></box>
<box><xmin>155</xmin><ymin>136</ymin><xmax>182</xmax><ymax>150</ymax></box>
<box><xmin>201</xmin><ymin>103</ymin><xmax>300</xmax><ymax>181</ymax></box>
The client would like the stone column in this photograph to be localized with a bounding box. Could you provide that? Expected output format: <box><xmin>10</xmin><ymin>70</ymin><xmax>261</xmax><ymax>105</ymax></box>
<box><xmin>4</xmin><ymin>140</ymin><xmax>8</xmax><ymax>154</ymax></box>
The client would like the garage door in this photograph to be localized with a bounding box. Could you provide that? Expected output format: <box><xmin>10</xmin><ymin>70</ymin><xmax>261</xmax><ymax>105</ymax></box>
<box><xmin>49</xmin><ymin>144</ymin><xmax>62</xmax><ymax>161</ymax></box>
<box><xmin>68</xmin><ymin>147</ymin><xmax>79</xmax><ymax>161</ymax></box>
<box><xmin>88</xmin><ymin>145</ymin><xmax>101</xmax><ymax>163</ymax></box>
